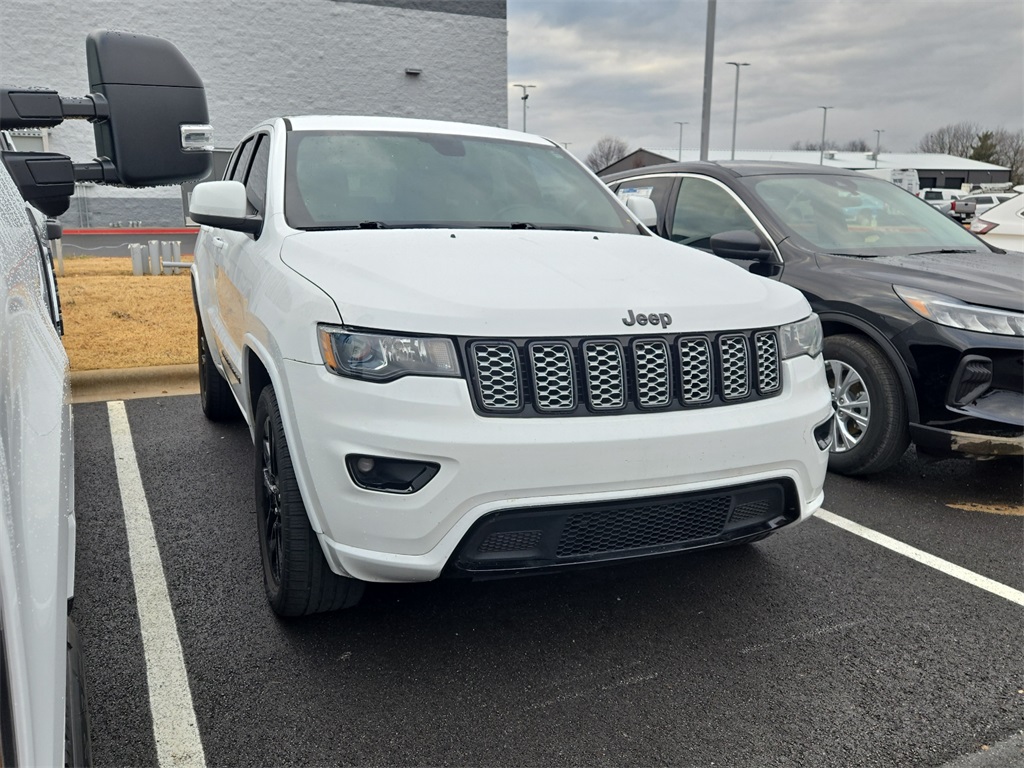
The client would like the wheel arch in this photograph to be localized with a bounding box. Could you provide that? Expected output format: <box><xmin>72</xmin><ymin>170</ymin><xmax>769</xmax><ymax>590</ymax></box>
<box><xmin>818</xmin><ymin>313</ymin><xmax>920</xmax><ymax>424</ymax></box>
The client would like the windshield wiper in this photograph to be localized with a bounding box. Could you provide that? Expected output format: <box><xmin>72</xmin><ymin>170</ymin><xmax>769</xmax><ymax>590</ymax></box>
<box><xmin>509</xmin><ymin>221</ymin><xmax>536</xmax><ymax>229</ymax></box>
<box><xmin>908</xmin><ymin>248</ymin><xmax>979</xmax><ymax>255</ymax></box>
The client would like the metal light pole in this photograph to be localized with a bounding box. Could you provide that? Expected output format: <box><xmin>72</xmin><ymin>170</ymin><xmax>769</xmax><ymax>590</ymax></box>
<box><xmin>818</xmin><ymin>106</ymin><xmax>834</xmax><ymax>165</ymax></box>
<box><xmin>726</xmin><ymin>62</ymin><xmax>749</xmax><ymax>160</ymax></box>
<box><xmin>512</xmin><ymin>83</ymin><xmax>535</xmax><ymax>132</ymax></box>
<box><xmin>699</xmin><ymin>0</ymin><xmax>716</xmax><ymax>161</ymax></box>
<box><xmin>874</xmin><ymin>129</ymin><xmax>884</xmax><ymax>168</ymax></box>
<box><xmin>674</xmin><ymin>121</ymin><xmax>689</xmax><ymax>161</ymax></box>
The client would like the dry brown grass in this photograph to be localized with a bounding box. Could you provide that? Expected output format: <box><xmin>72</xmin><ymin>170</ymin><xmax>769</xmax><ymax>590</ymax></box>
<box><xmin>58</xmin><ymin>256</ymin><xmax>196</xmax><ymax>371</ymax></box>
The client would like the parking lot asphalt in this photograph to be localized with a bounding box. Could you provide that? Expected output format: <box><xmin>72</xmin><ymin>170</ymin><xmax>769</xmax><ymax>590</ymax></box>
<box><xmin>72</xmin><ymin>395</ymin><xmax>1023</xmax><ymax>768</ymax></box>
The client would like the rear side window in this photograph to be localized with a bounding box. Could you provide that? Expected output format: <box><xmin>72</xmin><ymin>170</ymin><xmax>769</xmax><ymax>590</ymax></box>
<box><xmin>245</xmin><ymin>135</ymin><xmax>271</xmax><ymax>215</ymax></box>
<box><xmin>229</xmin><ymin>137</ymin><xmax>255</xmax><ymax>182</ymax></box>
<box><xmin>612</xmin><ymin>177</ymin><xmax>674</xmax><ymax>236</ymax></box>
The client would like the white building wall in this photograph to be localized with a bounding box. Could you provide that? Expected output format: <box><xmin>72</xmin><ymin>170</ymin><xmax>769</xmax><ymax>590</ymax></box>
<box><xmin>1</xmin><ymin>0</ymin><xmax>507</xmax><ymax>226</ymax></box>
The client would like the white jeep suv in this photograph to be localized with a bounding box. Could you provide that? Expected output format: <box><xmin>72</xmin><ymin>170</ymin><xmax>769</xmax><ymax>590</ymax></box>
<box><xmin>190</xmin><ymin>116</ymin><xmax>833</xmax><ymax>616</ymax></box>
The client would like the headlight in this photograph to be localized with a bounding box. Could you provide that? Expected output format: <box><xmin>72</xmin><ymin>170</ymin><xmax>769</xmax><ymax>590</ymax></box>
<box><xmin>318</xmin><ymin>325</ymin><xmax>461</xmax><ymax>381</ymax></box>
<box><xmin>894</xmin><ymin>286</ymin><xmax>1024</xmax><ymax>337</ymax></box>
<box><xmin>779</xmin><ymin>314</ymin><xmax>823</xmax><ymax>359</ymax></box>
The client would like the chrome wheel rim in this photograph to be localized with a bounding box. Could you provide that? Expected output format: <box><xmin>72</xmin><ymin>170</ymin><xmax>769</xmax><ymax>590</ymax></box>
<box><xmin>260</xmin><ymin>416</ymin><xmax>283</xmax><ymax>584</ymax></box>
<box><xmin>826</xmin><ymin>359</ymin><xmax>871</xmax><ymax>453</ymax></box>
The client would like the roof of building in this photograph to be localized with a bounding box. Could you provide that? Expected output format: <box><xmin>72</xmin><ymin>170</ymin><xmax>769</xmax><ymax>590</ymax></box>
<box><xmin>636</xmin><ymin>148</ymin><xmax>1009</xmax><ymax>172</ymax></box>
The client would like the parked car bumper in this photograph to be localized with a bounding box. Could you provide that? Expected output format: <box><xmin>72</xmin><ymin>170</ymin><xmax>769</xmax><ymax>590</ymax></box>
<box><xmin>896</xmin><ymin>321</ymin><xmax>1023</xmax><ymax>458</ymax></box>
<box><xmin>280</xmin><ymin>355</ymin><xmax>832</xmax><ymax>583</ymax></box>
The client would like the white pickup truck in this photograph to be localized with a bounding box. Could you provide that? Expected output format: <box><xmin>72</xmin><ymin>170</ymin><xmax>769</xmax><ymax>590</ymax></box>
<box><xmin>1</xmin><ymin>32</ymin><xmax>212</xmax><ymax>767</ymax></box>
<box><xmin>190</xmin><ymin>116</ymin><xmax>833</xmax><ymax>616</ymax></box>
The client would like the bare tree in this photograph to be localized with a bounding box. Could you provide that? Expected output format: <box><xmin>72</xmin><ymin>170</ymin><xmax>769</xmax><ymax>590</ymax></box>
<box><xmin>585</xmin><ymin>136</ymin><xmax>630</xmax><ymax>172</ymax></box>
<box><xmin>790</xmin><ymin>139</ymin><xmax>839</xmax><ymax>151</ymax></box>
<box><xmin>842</xmin><ymin>138</ymin><xmax>871</xmax><ymax>152</ymax></box>
<box><xmin>990</xmin><ymin>128</ymin><xmax>1024</xmax><ymax>186</ymax></box>
<box><xmin>917</xmin><ymin>122</ymin><xmax>981</xmax><ymax>156</ymax></box>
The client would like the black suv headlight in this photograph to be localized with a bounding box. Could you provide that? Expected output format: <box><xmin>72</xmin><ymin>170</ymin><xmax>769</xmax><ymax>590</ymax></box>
<box><xmin>318</xmin><ymin>325</ymin><xmax>461</xmax><ymax>381</ymax></box>
<box><xmin>895</xmin><ymin>286</ymin><xmax>1024</xmax><ymax>337</ymax></box>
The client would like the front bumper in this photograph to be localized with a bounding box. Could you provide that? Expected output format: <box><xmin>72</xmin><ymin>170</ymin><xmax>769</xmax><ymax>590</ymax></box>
<box><xmin>897</xmin><ymin>321</ymin><xmax>1023</xmax><ymax>458</ymax></box>
<box><xmin>279</xmin><ymin>354</ymin><xmax>831</xmax><ymax>583</ymax></box>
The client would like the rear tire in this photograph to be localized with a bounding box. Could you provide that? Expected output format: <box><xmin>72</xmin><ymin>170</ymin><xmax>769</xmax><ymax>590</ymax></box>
<box><xmin>197</xmin><ymin>316</ymin><xmax>237</xmax><ymax>421</ymax></box>
<box><xmin>254</xmin><ymin>385</ymin><xmax>364</xmax><ymax>616</ymax></box>
<box><xmin>824</xmin><ymin>334</ymin><xmax>909</xmax><ymax>476</ymax></box>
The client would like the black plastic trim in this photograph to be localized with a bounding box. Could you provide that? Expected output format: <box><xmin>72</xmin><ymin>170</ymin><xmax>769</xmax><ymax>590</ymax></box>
<box><xmin>447</xmin><ymin>479</ymin><xmax>799</xmax><ymax>576</ymax></box>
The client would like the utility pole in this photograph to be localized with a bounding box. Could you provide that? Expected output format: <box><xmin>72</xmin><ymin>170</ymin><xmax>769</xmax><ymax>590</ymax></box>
<box><xmin>818</xmin><ymin>106</ymin><xmax>834</xmax><ymax>165</ymax></box>
<box><xmin>674</xmin><ymin>121</ymin><xmax>688</xmax><ymax>161</ymax></box>
<box><xmin>512</xmin><ymin>83</ymin><xmax>535</xmax><ymax>132</ymax></box>
<box><xmin>699</xmin><ymin>0</ymin><xmax>716</xmax><ymax>161</ymax></box>
<box><xmin>874</xmin><ymin>129</ymin><xmax>884</xmax><ymax>168</ymax></box>
<box><xmin>726</xmin><ymin>62</ymin><xmax>750</xmax><ymax>160</ymax></box>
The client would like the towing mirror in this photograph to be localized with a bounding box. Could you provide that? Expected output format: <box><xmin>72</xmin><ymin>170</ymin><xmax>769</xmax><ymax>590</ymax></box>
<box><xmin>0</xmin><ymin>30</ymin><xmax>212</xmax><ymax>216</ymax></box>
<box><xmin>87</xmin><ymin>30</ymin><xmax>212</xmax><ymax>186</ymax></box>
<box><xmin>709</xmin><ymin>230</ymin><xmax>774</xmax><ymax>261</ymax></box>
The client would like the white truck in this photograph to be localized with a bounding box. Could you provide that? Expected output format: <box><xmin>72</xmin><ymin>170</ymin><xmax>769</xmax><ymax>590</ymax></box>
<box><xmin>189</xmin><ymin>116</ymin><xmax>833</xmax><ymax>617</ymax></box>
<box><xmin>858</xmin><ymin>167</ymin><xmax>921</xmax><ymax>196</ymax></box>
<box><xmin>0</xmin><ymin>32</ymin><xmax>212</xmax><ymax>767</ymax></box>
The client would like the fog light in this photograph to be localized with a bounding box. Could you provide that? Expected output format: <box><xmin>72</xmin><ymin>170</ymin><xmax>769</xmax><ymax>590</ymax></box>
<box><xmin>813</xmin><ymin>418</ymin><xmax>833</xmax><ymax>451</ymax></box>
<box><xmin>346</xmin><ymin>454</ymin><xmax>440</xmax><ymax>494</ymax></box>
<box><xmin>949</xmin><ymin>355</ymin><xmax>992</xmax><ymax>407</ymax></box>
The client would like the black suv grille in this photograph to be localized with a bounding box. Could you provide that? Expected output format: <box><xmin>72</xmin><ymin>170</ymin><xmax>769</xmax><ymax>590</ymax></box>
<box><xmin>464</xmin><ymin>330</ymin><xmax>782</xmax><ymax>417</ymax></box>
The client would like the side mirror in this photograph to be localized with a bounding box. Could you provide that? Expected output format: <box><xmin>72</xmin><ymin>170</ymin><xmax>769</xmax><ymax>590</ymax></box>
<box><xmin>87</xmin><ymin>30</ymin><xmax>212</xmax><ymax>186</ymax></box>
<box><xmin>190</xmin><ymin>180</ymin><xmax>262</xmax><ymax>234</ymax></box>
<box><xmin>624</xmin><ymin>196</ymin><xmax>658</xmax><ymax>227</ymax></box>
<box><xmin>709</xmin><ymin>230</ymin><xmax>773</xmax><ymax>261</ymax></box>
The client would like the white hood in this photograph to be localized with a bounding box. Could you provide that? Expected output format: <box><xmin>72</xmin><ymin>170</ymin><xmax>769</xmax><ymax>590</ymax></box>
<box><xmin>280</xmin><ymin>229</ymin><xmax>810</xmax><ymax>337</ymax></box>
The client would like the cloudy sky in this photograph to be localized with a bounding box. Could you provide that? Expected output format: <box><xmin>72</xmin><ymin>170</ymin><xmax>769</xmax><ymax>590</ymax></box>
<box><xmin>506</xmin><ymin>0</ymin><xmax>1024</xmax><ymax>160</ymax></box>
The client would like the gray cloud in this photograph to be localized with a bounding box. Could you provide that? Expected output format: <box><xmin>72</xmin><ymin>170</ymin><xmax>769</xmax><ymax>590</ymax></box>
<box><xmin>508</xmin><ymin>0</ymin><xmax>1024</xmax><ymax>158</ymax></box>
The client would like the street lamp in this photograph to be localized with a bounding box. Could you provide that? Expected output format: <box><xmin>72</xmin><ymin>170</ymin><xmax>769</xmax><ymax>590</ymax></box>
<box><xmin>726</xmin><ymin>62</ymin><xmax>749</xmax><ymax>160</ymax></box>
<box><xmin>674</xmin><ymin>121</ymin><xmax>689</xmax><ymax>161</ymax></box>
<box><xmin>874</xmin><ymin>129</ymin><xmax>884</xmax><ymax>168</ymax></box>
<box><xmin>512</xmin><ymin>83</ymin><xmax>535</xmax><ymax>132</ymax></box>
<box><xmin>818</xmin><ymin>106</ymin><xmax>834</xmax><ymax>165</ymax></box>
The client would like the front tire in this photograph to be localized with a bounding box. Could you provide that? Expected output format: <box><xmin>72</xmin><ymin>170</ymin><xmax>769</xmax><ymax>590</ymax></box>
<box><xmin>254</xmin><ymin>385</ymin><xmax>364</xmax><ymax>616</ymax></box>
<box><xmin>824</xmin><ymin>334</ymin><xmax>909</xmax><ymax>476</ymax></box>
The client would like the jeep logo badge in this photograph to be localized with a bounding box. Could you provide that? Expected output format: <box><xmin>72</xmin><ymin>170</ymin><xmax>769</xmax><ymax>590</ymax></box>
<box><xmin>622</xmin><ymin>309</ymin><xmax>672</xmax><ymax>328</ymax></box>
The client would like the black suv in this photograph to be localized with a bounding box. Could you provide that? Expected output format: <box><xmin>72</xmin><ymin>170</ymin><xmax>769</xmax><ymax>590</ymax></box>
<box><xmin>605</xmin><ymin>161</ymin><xmax>1023</xmax><ymax>475</ymax></box>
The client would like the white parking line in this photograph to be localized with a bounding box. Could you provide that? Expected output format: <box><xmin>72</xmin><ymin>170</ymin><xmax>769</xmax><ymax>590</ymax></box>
<box><xmin>817</xmin><ymin>508</ymin><xmax>1024</xmax><ymax>607</ymax></box>
<box><xmin>108</xmin><ymin>401</ymin><xmax>207</xmax><ymax>767</ymax></box>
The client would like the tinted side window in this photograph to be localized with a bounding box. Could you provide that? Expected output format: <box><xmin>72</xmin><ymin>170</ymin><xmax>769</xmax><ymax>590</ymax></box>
<box><xmin>672</xmin><ymin>177</ymin><xmax>757</xmax><ymax>250</ymax></box>
<box><xmin>229</xmin><ymin>137</ymin><xmax>255</xmax><ymax>182</ymax></box>
<box><xmin>245</xmin><ymin>135</ymin><xmax>270</xmax><ymax>215</ymax></box>
<box><xmin>613</xmin><ymin>177</ymin><xmax>673</xmax><ymax>236</ymax></box>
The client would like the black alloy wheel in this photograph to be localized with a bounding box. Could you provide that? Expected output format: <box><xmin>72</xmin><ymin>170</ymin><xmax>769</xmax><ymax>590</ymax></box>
<box><xmin>196</xmin><ymin>317</ymin><xmax>237</xmax><ymax>421</ymax></box>
<box><xmin>254</xmin><ymin>385</ymin><xmax>364</xmax><ymax>616</ymax></box>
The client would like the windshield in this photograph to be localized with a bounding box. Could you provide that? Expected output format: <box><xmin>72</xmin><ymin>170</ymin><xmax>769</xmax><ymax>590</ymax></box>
<box><xmin>744</xmin><ymin>174</ymin><xmax>988</xmax><ymax>255</ymax></box>
<box><xmin>285</xmin><ymin>130</ymin><xmax>638</xmax><ymax>234</ymax></box>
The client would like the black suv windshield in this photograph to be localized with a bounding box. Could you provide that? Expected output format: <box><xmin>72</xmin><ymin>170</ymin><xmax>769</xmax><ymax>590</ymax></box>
<box><xmin>743</xmin><ymin>174</ymin><xmax>987</xmax><ymax>255</ymax></box>
<box><xmin>285</xmin><ymin>130</ymin><xmax>638</xmax><ymax>234</ymax></box>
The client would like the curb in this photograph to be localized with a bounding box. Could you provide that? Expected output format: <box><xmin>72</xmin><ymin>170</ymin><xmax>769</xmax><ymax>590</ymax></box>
<box><xmin>70</xmin><ymin>364</ymin><xmax>199</xmax><ymax>403</ymax></box>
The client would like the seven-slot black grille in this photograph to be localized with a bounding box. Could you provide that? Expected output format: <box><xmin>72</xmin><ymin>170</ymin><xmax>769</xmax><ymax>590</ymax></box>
<box><xmin>466</xmin><ymin>330</ymin><xmax>782</xmax><ymax>417</ymax></box>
